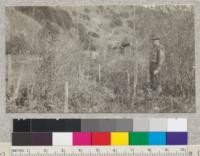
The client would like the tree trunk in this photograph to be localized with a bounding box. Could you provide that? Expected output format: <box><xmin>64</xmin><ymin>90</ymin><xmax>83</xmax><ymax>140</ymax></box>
<box><xmin>13</xmin><ymin>64</ymin><xmax>24</xmax><ymax>99</ymax></box>
<box><xmin>133</xmin><ymin>6</ymin><xmax>138</xmax><ymax>100</ymax></box>
<box><xmin>65</xmin><ymin>81</ymin><xmax>69</xmax><ymax>112</ymax></box>
<box><xmin>78</xmin><ymin>64</ymin><xmax>81</xmax><ymax>89</ymax></box>
<box><xmin>98</xmin><ymin>64</ymin><xmax>101</xmax><ymax>83</ymax></box>
<box><xmin>7</xmin><ymin>54</ymin><xmax>12</xmax><ymax>87</ymax></box>
<box><xmin>127</xmin><ymin>71</ymin><xmax>130</xmax><ymax>99</ymax></box>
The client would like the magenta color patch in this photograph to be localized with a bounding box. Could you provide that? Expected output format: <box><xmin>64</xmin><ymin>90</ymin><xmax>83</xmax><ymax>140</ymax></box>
<box><xmin>73</xmin><ymin>132</ymin><xmax>91</xmax><ymax>145</ymax></box>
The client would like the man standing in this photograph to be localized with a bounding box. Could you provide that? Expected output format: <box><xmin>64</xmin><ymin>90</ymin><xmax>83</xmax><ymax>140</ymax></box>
<box><xmin>149</xmin><ymin>34</ymin><xmax>165</xmax><ymax>96</ymax></box>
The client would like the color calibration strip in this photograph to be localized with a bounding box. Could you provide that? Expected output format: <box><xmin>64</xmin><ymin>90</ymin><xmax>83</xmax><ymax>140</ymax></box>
<box><xmin>12</xmin><ymin>118</ymin><xmax>187</xmax><ymax>146</ymax></box>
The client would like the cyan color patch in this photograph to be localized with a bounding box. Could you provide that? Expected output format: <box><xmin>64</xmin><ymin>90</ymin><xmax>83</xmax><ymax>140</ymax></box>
<box><xmin>149</xmin><ymin>132</ymin><xmax>166</xmax><ymax>145</ymax></box>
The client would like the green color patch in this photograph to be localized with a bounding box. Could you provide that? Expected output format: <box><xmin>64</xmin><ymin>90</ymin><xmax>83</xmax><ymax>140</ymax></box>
<box><xmin>129</xmin><ymin>132</ymin><xmax>149</xmax><ymax>145</ymax></box>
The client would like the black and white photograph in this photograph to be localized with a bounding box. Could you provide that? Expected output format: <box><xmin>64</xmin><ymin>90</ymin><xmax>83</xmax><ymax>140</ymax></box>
<box><xmin>6</xmin><ymin>5</ymin><xmax>195</xmax><ymax>113</ymax></box>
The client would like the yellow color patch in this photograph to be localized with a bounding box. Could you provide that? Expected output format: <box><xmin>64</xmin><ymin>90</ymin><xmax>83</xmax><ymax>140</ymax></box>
<box><xmin>111</xmin><ymin>132</ymin><xmax>129</xmax><ymax>145</ymax></box>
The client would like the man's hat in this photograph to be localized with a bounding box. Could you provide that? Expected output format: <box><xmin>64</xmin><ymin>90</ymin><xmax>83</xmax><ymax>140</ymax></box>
<box><xmin>151</xmin><ymin>34</ymin><xmax>160</xmax><ymax>40</ymax></box>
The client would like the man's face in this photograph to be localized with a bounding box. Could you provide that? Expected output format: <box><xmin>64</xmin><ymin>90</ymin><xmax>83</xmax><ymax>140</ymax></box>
<box><xmin>152</xmin><ymin>39</ymin><xmax>159</xmax><ymax>46</ymax></box>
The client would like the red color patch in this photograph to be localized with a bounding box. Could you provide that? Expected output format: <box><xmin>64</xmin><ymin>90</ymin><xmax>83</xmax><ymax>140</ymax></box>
<box><xmin>92</xmin><ymin>132</ymin><xmax>111</xmax><ymax>145</ymax></box>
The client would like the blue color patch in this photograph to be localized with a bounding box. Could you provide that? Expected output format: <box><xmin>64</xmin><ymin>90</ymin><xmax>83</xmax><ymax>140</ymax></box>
<box><xmin>148</xmin><ymin>132</ymin><xmax>166</xmax><ymax>145</ymax></box>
